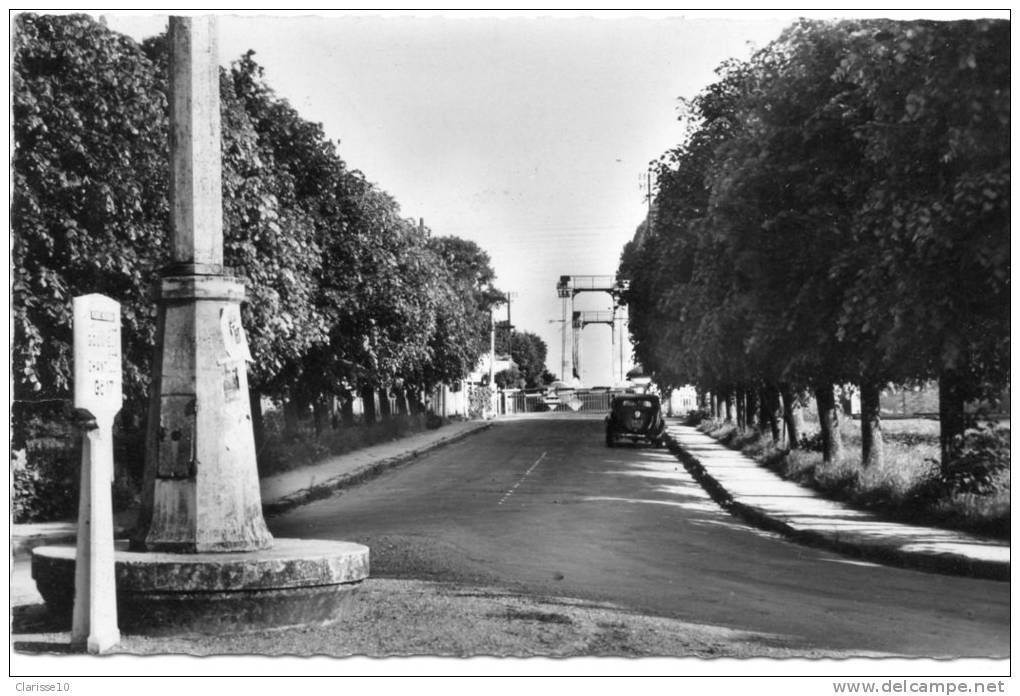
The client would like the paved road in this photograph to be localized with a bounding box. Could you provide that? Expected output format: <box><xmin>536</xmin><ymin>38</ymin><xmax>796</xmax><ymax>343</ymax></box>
<box><xmin>269</xmin><ymin>415</ymin><xmax>1009</xmax><ymax>658</ymax></box>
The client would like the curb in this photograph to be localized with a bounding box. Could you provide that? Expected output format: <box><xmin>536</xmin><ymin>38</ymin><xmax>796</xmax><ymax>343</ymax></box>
<box><xmin>662</xmin><ymin>430</ymin><xmax>1010</xmax><ymax>582</ymax></box>
<box><xmin>12</xmin><ymin>533</ymin><xmax>76</xmax><ymax>558</ymax></box>
<box><xmin>261</xmin><ymin>421</ymin><xmax>493</xmax><ymax>517</ymax></box>
<box><xmin>12</xmin><ymin>524</ymin><xmax>134</xmax><ymax>558</ymax></box>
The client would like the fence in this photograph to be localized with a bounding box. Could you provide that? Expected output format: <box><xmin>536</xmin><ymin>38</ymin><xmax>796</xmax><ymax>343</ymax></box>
<box><xmin>498</xmin><ymin>390</ymin><xmax>543</xmax><ymax>414</ymax></box>
<box><xmin>315</xmin><ymin>385</ymin><xmax>691</xmax><ymax>420</ymax></box>
<box><xmin>495</xmin><ymin>389</ymin><xmax>616</xmax><ymax>415</ymax></box>
<box><xmin>348</xmin><ymin>392</ymin><xmax>398</xmax><ymax>417</ymax></box>
<box><xmin>429</xmin><ymin>382</ymin><xmax>470</xmax><ymax>419</ymax></box>
<box><xmin>341</xmin><ymin>383</ymin><xmax>485</xmax><ymax>421</ymax></box>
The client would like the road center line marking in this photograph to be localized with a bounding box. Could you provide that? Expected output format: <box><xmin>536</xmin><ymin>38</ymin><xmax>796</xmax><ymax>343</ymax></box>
<box><xmin>498</xmin><ymin>451</ymin><xmax>547</xmax><ymax>506</ymax></box>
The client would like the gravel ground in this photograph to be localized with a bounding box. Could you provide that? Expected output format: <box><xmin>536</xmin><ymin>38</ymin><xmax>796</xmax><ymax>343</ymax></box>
<box><xmin>12</xmin><ymin>577</ymin><xmax>877</xmax><ymax>658</ymax></box>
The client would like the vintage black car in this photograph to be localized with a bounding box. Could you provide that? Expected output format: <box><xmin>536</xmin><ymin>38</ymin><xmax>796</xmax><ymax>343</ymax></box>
<box><xmin>605</xmin><ymin>394</ymin><xmax>665</xmax><ymax>447</ymax></box>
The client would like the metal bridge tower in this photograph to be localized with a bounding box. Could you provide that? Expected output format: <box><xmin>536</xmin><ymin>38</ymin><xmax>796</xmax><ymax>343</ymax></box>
<box><xmin>556</xmin><ymin>275</ymin><xmax>628</xmax><ymax>384</ymax></box>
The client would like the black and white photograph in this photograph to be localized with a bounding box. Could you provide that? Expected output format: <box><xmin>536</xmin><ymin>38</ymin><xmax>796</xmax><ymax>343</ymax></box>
<box><xmin>8</xmin><ymin>8</ymin><xmax>1010</xmax><ymax>688</ymax></box>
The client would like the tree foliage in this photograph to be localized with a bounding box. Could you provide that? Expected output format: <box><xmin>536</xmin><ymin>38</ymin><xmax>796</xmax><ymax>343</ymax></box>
<box><xmin>12</xmin><ymin>14</ymin><xmax>500</xmax><ymax>428</ymax></box>
<box><xmin>420</xmin><ymin>236</ymin><xmax>504</xmax><ymax>387</ymax></box>
<box><xmin>13</xmin><ymin>14</ymin><xmax>169</xmax><ymax>407</ymax></box>
<box><xmin>619</xmin><ymin>18</ymin><xmax>1009</xmax><ymax>469</ymax></box>
<box><xmin>496</xmin><ymin>330</ymin><xmax>551</xmax><ymax>389</ymax></box>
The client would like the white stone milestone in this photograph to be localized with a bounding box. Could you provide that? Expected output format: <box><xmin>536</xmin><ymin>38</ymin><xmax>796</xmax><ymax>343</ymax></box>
<box><xmin>73</xmin><ymin>294</ymin><xmax>123</xmax><ymax>425</ymax></box>
<box><xmin>71</xmin><ymin>293</ymin><xmax>122</xmax><ymax>654</ymax></box>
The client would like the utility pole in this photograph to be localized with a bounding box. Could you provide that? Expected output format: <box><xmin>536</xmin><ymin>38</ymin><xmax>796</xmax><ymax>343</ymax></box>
<box><xmin>489</xmin><ymin>311</ymin><xmax>495</xmax><ymax>386</ymax></box>
<box><xmin>619</xmin><ymin>305</ymin><xmax>626</xmax><ymax>384</ymax></box>
<box><xmin>647</xmin><ymin>169</ymin><xmax>652</xmax><ymax>216</ymax></box>
<box><xmin>610</xmin><ymin>310</ymin><xmax>616</xmax><ymax>384</ymax></box>
<box><xmin>504</xmin><ymin>291</ymin><xmax>519</xmax><ymax>358</ymax></box>
<box><xmin>489</xmin><ymin>310</ymin><xmax>497</xmax><ymax>416</ymax></box>
<box><xmin>620</xmin><ymin>313</ymin><xmax>625</xmax><ymax>384</ymax></box>
<box><xmin>641</xmin><ymin>165</ymin><xmax>655</xmax><ymax>236</ymax></box>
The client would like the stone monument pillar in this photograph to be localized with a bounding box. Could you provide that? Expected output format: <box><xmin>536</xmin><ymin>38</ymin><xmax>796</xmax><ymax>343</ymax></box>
<box><xmin>34</xmin><ymin>16</ymin><xmax>368</xmax><ymax>636</ymax></box>
<box><xmin>134</xmin><ymin>16</ymin><xmax>272</xmax><ymax>552</ymax></box>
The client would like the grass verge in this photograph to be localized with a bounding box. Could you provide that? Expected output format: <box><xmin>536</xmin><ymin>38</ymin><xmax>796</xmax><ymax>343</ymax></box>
<box><xmin>697</xmin><ymin>418</ymin><xmax>1009</xmax><ymax>540</ymax></box>
<box><xmin>257</xmin><ymin>411</ymin><xmax>439</xmax><ymax>477</ymax></box>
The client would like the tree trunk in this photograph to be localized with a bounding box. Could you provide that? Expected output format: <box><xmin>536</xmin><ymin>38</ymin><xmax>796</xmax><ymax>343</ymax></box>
<box><xmin>378</xmin><ymin>388</ymin><xmax>392</xmax><ymax>420</ymax></box>
<box><xmin>313</xmin><ymin>399</ymin><xmax>329</xmax><ymax>437</ymax></box>
<box><xmin>340</xmin><ymin>391</ymin><xmax>355</xmax><ymax>428</ymax></box>
<box><xmin>724</xmin><ymin>389</ymin><xmax>733</xmax><ymax>422</ymax></box>
<box><xmin>395</xmin><ymin>387</ymin><xmax>409</xmax><ymax>416</ymax></box>
<box><xmin>938</xmin><ymin>369</ymin><xmax>968</xmax><ymax>473</ymax></box>
<box><xmin>735</xmin><ymin>387</ymin><xmax>746</xmax><ymax>429</ymax></box>
<box><xmin>763</xmin><ymin>384</ymin><xmax>781</xmax><ymax>442</ymax></box>
<box><xmin>360</xmin><ymin>385</ymin><xmax>377</xmax><ymax>425</ymax></box>
<box><xmin>283</xmin><ymin>398</ymin><xmax>301</xmax><ymax>440</ymax></box>
<box><xmin>249</xmin><ymin>388</ymin><xmax>265</xmax><ymax>464</ymax></box>
<box><xmin>779</xmin><ymin>383</ymin><xmax>802</xmax><ymax>448</ymax></box>
<box><xmin>746</xmin><ymin>388</ymin><xmax>758</xmax><ymax>430</ymax></box>
<box><xmin>814</xmin><ymin>382</ymin><xmax>844</xmax><ymax>464</ymax></box>
<box><xmin>860</xmin><ymin>380</ymin><xmax>884</xmax><ymax>468</ymax></box>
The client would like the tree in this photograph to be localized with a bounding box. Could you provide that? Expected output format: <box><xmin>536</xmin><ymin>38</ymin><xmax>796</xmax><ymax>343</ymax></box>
<box><xmin>219</xmin><ymin>50</ymin><xmax>330</xmax><ymax>400</ymax></box>
<box><xmin>13</xmin><ymin>14</ymin><xmax>169</xmax><ymax>413</ymax></box>
<box><xmin>12</xmin><ymin>18</ymin><xmax>331</xmax><ymax>423</ymax></box>
<box><xmin>138</xmin><ymin>39</ymin><xmax>333</xmax><ymax>440</ymax></box>
<box><xmin>836</xmin><ymin>20</ymin><xmax>1010</xmax><ymax>469</ymax></box>
<box><xmin>225</xmin><ymin>51</ymin><xmax>440</xmax><ymax>413</ymax></box>
<box><xmin>12</xmin><ymin>15</ymin><xmax>506</xmax><ymax>449</ymax></box>
<box><xmin>494</xmin><ymin>366</ymin><xmax>524</xmax><ymax>390</ymax></box>
<box><xmin>416</xmin><ymin>236</ymin><xmax>502</xmax><ymax>387</ymax></box>
<box><xmin>619</xmin><ymin>18</ymin><xmax>1009</xmax><ymax>472</ymax></box>
<box><xmin>316</xmin><ymin>181</ymin><xmax>439</xmax><ymax>395</ymax></box>
<box><xmin>701</xmin><ymin>20</ymin><xmax>876</xmax><ymax>463</ymax></box>
<box><xmin>496</xmin><ymin>330</ymin><xmax>551</xmax><ymax>389</ymax></box>
<box><xmin>619</xmin><ymin>57</ymin><xmax>769</xmax><ymax>426</ymax></box>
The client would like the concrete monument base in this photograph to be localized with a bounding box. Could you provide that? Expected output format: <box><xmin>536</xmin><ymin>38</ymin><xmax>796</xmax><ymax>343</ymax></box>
<box><xmin>31</xmin><ymin>539</ymin><xmax>369</xmax><ymax>636</ymax></box>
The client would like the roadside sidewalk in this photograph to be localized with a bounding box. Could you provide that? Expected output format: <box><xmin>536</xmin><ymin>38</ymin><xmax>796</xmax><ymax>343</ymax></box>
<box><xmin>259</xmin><ymin>419</ymin><xmax>491</xmax><ymax>515</ymax></box>
<box><xmin>10</xmin><ymin>419</ymin><xmax>492</xmax><ymax>558</ymax></box>
<box><xmin>664</xmin><ymin>421</ymin><xmax>1010</xmax><ymax>581</ymax></box>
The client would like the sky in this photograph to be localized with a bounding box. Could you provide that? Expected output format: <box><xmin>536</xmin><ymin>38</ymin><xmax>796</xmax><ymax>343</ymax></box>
<box><xmin>96</xmin><ymin>10</ymin><xmax>968</xmax><ymax>386</ymax></box>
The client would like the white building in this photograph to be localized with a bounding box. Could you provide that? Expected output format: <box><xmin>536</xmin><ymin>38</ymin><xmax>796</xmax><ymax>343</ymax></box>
<box><xmin>467</xmin><ymin>353</ymin><xmax>516</xmax><ymax>385</ymax></box>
